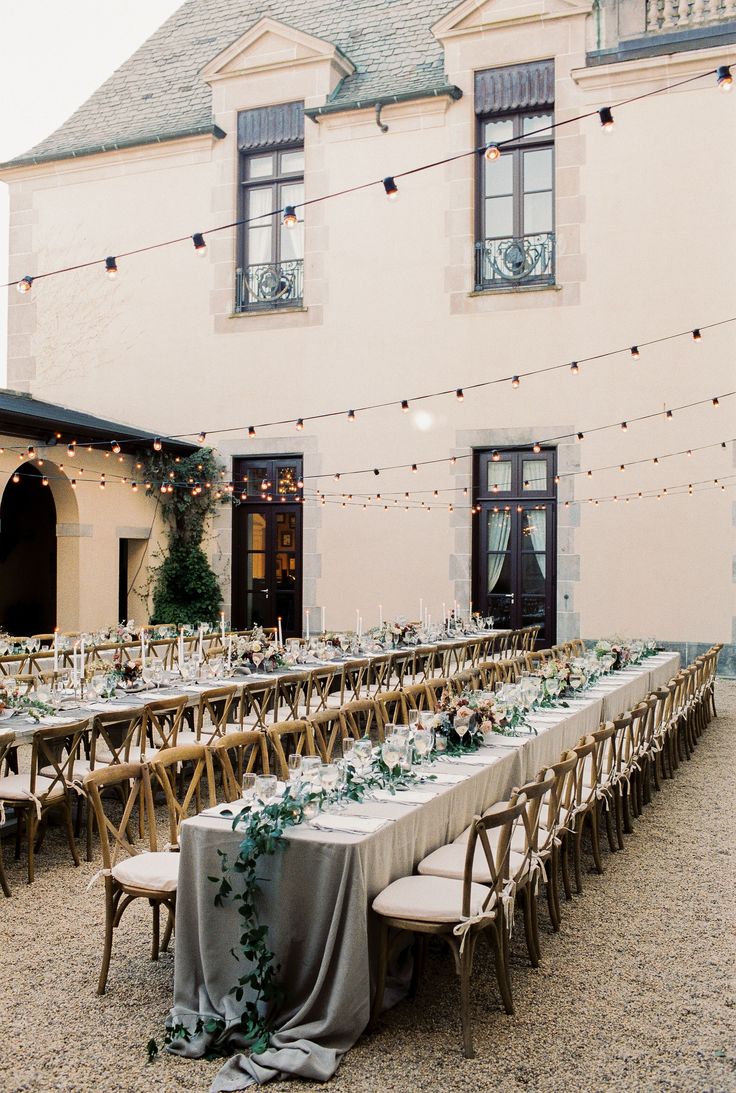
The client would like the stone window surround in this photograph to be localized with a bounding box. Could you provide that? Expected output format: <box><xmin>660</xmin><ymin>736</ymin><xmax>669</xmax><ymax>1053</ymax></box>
<box><xmin>451</xmin><ymin>427</ymin><xmax>580</xmax><ymax>642</ymax></box>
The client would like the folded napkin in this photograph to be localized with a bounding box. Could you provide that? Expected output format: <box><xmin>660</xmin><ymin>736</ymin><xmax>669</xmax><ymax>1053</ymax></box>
<box><xmin>430</xmin><ymin>772</ymin><xmax>471</xmax><ymax>784</ymax></box>
<box><xmin>371</xmin><ymin>788</ymin><xmax>440</xmax><ymax>804</ymax></box>
<box><xmin>485</xmin><ymin>733</ymin><xmax>528</xmax><ymax>748</ymax></box>
<box><xmin>446</xmin><ymin>752</ymin><xmax>502</xmax><ymax>766</ymax></box>
<box><xmin>200</xmin><ymin>800</ymin><xmax>253</xmax><ymax>820</ymax></box>
<box><xmin>38</xmin><ymin>714</ymin><xmax>85</xmax><ymax>726</ymax></box>
<box><xmin>309</xmin><ymin>814</ymin><xmax>389</xmax><ymax>834</ymax></box>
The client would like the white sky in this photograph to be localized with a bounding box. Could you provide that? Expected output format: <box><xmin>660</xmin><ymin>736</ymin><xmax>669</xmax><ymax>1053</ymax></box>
<box><xmin>0</xmin><ymin>0</ymin><xmax>184</xmax><ymax>384</ymax></box>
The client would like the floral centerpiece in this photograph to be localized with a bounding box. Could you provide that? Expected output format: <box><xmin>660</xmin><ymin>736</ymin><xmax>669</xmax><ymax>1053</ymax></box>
<box><xmin>232</xmin><ymin>626</ymin><xmax>285</xmax><ymax>671</ymax></box>
<box><xmin>594</xmin><ymin>638</ymin><xmax>658</xmax><ymax>670</ymax></box>
<box><xmin>368</xmin><ymin>621</ymin><xmax>422</xmax><ymax>648</ymax></box>
<box><xmin>107</xmin><ymin>655</ymin><xmax>143</xmax><ymax>688</ymax></box>
<box><xmin>0</xmin><ymin>682</ymin><xmax>54</xmax><ymax>722</ymax></box>
<box><xmin>427</xmin><ymin>686</ymin><xmax>529</xmax><ymax>751</ymax></box>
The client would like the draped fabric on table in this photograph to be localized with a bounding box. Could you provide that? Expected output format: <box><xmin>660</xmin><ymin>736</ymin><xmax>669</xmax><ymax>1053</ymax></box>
<box><xmin>487</xmin><ymin>509</ymin><xmax>511</xmax><ymax>592</ymax></box>
<box><xmin>168</xmin><ymin>652</ymin><xmax>681</xmax><ymax>1090</ymax></box>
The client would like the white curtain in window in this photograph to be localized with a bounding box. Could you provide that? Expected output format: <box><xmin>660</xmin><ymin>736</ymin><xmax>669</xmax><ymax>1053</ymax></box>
<box><xmin>487</xmin><ymin>510</ymin><xmax>511</xmax><ymax>591</ymax></box>
<box><xmin>527</xmin><ymin>509</ymin><xmax>546</xmax><ymax>577</ymax></box>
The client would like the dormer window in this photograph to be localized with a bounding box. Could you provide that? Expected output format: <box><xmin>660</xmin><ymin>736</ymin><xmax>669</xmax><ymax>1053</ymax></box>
<box><xmin>235</xmin><ymin>103</ymin><xmax>304</xmax><ymax>312</ymax></box>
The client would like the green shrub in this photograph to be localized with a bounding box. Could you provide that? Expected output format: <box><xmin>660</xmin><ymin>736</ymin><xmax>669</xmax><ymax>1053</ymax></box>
<box><xmin>151</xmin><ymin>542</ymin><xmax>221</xmax><ymax>626</ymax></box>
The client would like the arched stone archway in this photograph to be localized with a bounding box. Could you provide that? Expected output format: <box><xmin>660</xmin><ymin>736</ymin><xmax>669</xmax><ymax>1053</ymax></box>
<box><xmin>0</xmin><ymin>463</ymin><xmax>57</xmax><ymax>633</ymax></box>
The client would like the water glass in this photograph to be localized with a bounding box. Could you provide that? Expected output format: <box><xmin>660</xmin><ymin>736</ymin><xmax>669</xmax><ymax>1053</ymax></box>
<box><xmin>255</xmin><ymin>774</ymin><xmax>278</xmax><ymax>802</ymax></box>
<box><xmin>319</xmin><ymin>763</ymin><xmax>340</xmax><ymax>796</ymax></box>
<box><xmin>301</xmin><ymin>756</ymin><xmax>322</xmax><ymax>787</ymax></box>
<box><xmin>242</xmin><ymin>772</ymin><xmax>256</xmax><ymax>802</ymax></box>
<box><xmin>342</xmin><ymin>737</ymin><xmax>356</xmax><ymax>763</ymax></box>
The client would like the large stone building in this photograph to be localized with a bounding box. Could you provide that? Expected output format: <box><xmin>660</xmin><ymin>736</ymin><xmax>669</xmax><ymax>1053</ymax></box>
<box><xmin>1</xmin><ymin>0</ymin><xmax>734</xmax><ymax>666</ymax></box>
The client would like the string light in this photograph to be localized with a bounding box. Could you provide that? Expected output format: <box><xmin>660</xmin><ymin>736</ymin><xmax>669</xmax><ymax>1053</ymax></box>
<box><xmin>192</xmin><ymin>232</ymin><xmax>207</xmax><ymax>254</ymax></box>
<box><xmin>16</xmin><ymin>276</ymin><xmax>33</xmax><ymax>294</ymax></box>
<box><xmin>577</xmin><ymin>432</ymin><xmax>584</xmax><ymax>441</ymax></box>
<box><xmin>111</xmin><ymin>440</ymin><xmax>121</xmax><ymax>454</ymax></box>
<box><xmin>717</xmin><ymin>65</ymin><xmax>733</xmax><ymax>91</ymax></box>
<box><xmin>105</xmin><ymin>256</ymin><xmax>118</xmax><ymax>279</ymax></box>
<box><xmin>484</xmin><ymin>143</ymin><xmax>501</xmax><ymax>161</ymax></box>
<box><xmin>41</xmin><ymin>476</ymin><xmax>49</xmax><ymax>486</ymax></box>
<box><xmin>401</xmin><ymin>400</ymin><xmax>409</xmax><ymax>413</ymax></box>
<box><xmin>599</xmin><ymin>106</ymin><xmax>614</xmax><ymax>131</ymax></box>
<box><xmin>491</xmin><ymin>451</ymin><xmax>501</xmax><ymax>461</ymax></box>
<box><xmin>570</xmin><ymin>361</ymin><xmax>579</xmax><ymax>375</ymax></box>
<box><xmin>295</xmin><ymin>418</ymin><xmax>304</xmax><ymax>431</ymax></box>
<box><xmin>713</xmin><ymin>397</ymin><xmax>720</xmax><ymax>406</ymax></box>
<box><xmin>383</xmin><ymin>177</ymin><xmax>398</xmax><ymax>200</ymax></box>
<box><xmin>630</xmin><ymin>346</ymin><xmax>640</xmax><ymax>360</ymax></box>
<box><xmin>283</xmin><ymin>206</ymin><xmax>298</xmax><ymax>228</ymax></box>
<box><xmin>248</xmin><ymin>426</ymin><xmax>256</xmax><ymax>438</ymax></box>
<box><xmin>456</xmin><ymin>388</ymin><xmax>464</xmax><ymax>401</ymax></box>
<box><xmin>197</xmin><ymin>431</ymin><xmax>206</xmax><ymax>444</ymax></box>
<box><xmin>511</xmin><ymin>376</ymin><xmax>520</xmax><ymax>389</ymax></box>
<box><xmin>621</xmin><ymin>421</ymin><xmax>628</xmax><ymax>431</ymax></box>
<box><xmin>12</xmin><ymin>474</ymin><xmax>19</xmax><ymax>484</ymax></box>
<box><xmin>67</xmin><ymin>443</ymin><xmax>76</xmax><ymax>457</ymax></box>
<box><xmin>153</xmin><ymin>437</ymin><xmax>162</xmax><ymax>451</ymax></box>
<box><xmin>532</xmin><ymin>442</ymin><xmax>541</xmax><ymax>453</ymax></box>
<box><xmin>347</xmin><ymin>409</ymin><xmax>356</xmax><ymax>423</ymax></box>
<box><xmin>665</xmin><ymin>410</ymin><xmax>673</xmax><ymax>420</ymax></box>
<box><xmin>692</xmin><ymin>328</ymin><xmax>702</xmax><ymax>342</ymax></box>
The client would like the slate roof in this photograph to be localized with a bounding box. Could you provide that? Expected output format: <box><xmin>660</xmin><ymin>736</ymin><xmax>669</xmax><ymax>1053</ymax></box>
<box><xmin>3</xmin><ymin>0</ymin><xmax>457</xmax><ymax>168</ymax></box>
<box><xmin>0</xmin><ymin>389</ymin><xmax>196</xmax><ymax>453</ymax></box>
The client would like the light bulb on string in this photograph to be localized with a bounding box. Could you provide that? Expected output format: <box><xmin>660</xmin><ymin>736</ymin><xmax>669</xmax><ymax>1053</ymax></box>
<box><xmin>570</xmin><ymin>361</ymin><xmax>579</xmax><ymax>374</ymax></box>
<box><xmin>713</xmin><ymin>397</ymin><xmax>720</xmax><ymax>407</ymax></box>
<box><xmin>197</xmin><ymin>431</ymin><xmax>206</xmax><ymax>444</ymax></box>
<box><xmin>532</xmin><ymin>442</ymin><xmax>541</xmax><ymax>453</ymax></box>
<box><xmin>295</xmin><ymin>418</ymin><xmax>304</xmax><ymax>431</ymax></box>
<box><xmin>717</xmin><ymin>65</ymin><xmax>733</xmax><ymax>91</ymax></box>
<box><xmin>153</xmin><ymin>437</ymin><xmax>162</xmax><ymax>451</ymax></box>
<box><xmin>192</xmin><ymin>232</ymin><xmax>207</xmax><ymax>255</ymax></box>
<box><xmin>383</xmin><ymin>177</ymin><xmax>398</xmax><ymax>200</ymax></box>
<box><xmin>491</xmin><ymin>450</ymin><xmax>501</xmax><ymax>461</ymax></box>
<box><xmin>484</xmin><ymin>143</ymin><xmax>501</xmax><ymax>161</ymax></box>
<box><xmin>665</xmin><ymin>410</ymin><xmax>673</xmax><ymax>420</ymax></box>
<box><xmin>17</xmin><ymin>275</ymin><xmax>33</xmax><ymax>294</ymax></box>
<box><xmin>411</xmin><ymin>464</ymin><xmax>418</xmax><ymax>473</ymax></box>
<box><xmin>12</xmin><ymin>474</ymin><xmax>20</xmax><ymax>484</ymax></box>
<box><xmin>248</xmin><ymin>426</ymin><xmax>256</xmax><ymax>438</ymax></box>
<box><xmin>599</xmin><ymin>106</ymin><xmax>614</xmax><ymax>131</ymax></box>
<box><xmin>401</xmin><ymin>400</ymin><xmax>409</xmax><ymax>413</ymax></box>
<box><xmin>692</xmin><ymin>328</ymin><xmax>702</xmax><ymax>342</ymax></box>
<box><xmin>511</xmin><ymin>376</ymin><xmax>520</xmax><ymax>388</ymax></box>
<box><xmin>67</xmin><ymin>443</ymin><xmax>76</xmax><ymax>458</ymax></box>
<box><xmin>456</xmin><ymin>388</ymin><xmax>464</xmax><ymax>401</ymax></box>
<box><xmin>111</xmin><ymin>440</ymin><xmax>121</xmax><ymax>454</ymax></box>
<box><xmin>630</xmin><ymin>346</ymin><xmax>640</xmax><ymax>360</ymax></box>
<box><xmin>577</xmin><ymin>432</ymin><xmax>584</xmax><ymax>441</ymax></box>
<box><xmin>105</xmin><ymin>256</ymin><xmax>118</xmax><ymax>279</ymax></box>
<box><xmin>347</xmin><ymin>409</ymin><xmax>356</xmax><ymax>423</ymax></box>
<box><xmin>621</xmin><ymin>421</ymin><xmax>628</xmax><ymax>431</ymax></box>
<box><xmin>283</xmin><ymin>206</ymin><xmax>298</xmax><ymax>228</ymax></box>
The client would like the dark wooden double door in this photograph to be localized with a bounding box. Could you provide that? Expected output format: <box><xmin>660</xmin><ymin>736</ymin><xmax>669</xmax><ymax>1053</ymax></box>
<box><xmin>472</xmin><ymin>448</ymin><xmax>556</xmax><ymax>646</ymax></box>
<box><xmin>232</xmin><ymin>457</ymin><xmax>302</xmax><ymax>637</ymax></box>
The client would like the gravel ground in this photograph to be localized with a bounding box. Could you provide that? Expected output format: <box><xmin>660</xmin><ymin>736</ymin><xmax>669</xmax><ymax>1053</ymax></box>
<box><xmin>2</xmin><ymin>682</ymin><xmax>735</xmax><ymax>1093</ymax></box>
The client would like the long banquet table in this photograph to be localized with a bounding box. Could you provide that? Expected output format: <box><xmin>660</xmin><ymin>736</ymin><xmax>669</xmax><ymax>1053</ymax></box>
<box><xmin>168</xmin><ymin>651</ymin><xmax>680</xmax><ymax>1090</ymax></box>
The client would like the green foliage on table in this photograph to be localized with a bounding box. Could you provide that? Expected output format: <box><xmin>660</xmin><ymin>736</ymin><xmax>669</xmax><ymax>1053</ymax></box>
<box><xmin>138</xmin><ymin>447</ymin><xmax>227</xmax><ymax>627</ymax></box>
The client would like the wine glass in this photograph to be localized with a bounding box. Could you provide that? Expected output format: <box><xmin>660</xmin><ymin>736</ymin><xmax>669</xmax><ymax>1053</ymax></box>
<box><xmin>301</xmin><ymin>756</ymin><xmax>322</xmax><ymax>788</ymax></box>
<box><xmin>353</xmin><ymin>738</ymin><xmax>373</xmax><ymax>775</ymax></box>
<box><xmin>287</xmin><ymin>754</ymin><xmax>303</xmax><ymax>783</ymax></box>
<box><xmin>413</xmin><ymin>727</ymin><xmax>431</xmax><ymax>767</ymax></box>
<box><xmin>319</xmin><ymin>763</ymin><xmax>340</xmax><ymax>804</ymax></box>
<box><xmin>454</xmin><ymin>714</ymin><xmax>470</xmax><ymax>741</ymax></box>
<box><xmin>342</xmin><ymin>737</ymin><xmax>356</xmax><ymax>763</ymax></box>
<box><xmin>381</xmin><ymin>734</ymin><xmax>402</xmax><ymax>772</ymax></box>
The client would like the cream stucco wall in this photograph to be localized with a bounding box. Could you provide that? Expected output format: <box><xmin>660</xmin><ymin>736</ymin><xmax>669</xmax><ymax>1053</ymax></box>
<box><xmin>2</xmin><ymin>1</ymin><xmax>735</xmax><ymax>648</ymax></box>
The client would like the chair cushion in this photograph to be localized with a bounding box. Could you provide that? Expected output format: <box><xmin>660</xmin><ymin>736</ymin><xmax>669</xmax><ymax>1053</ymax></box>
<box><xmin>111</xmin><ymin>851</ymin><xmax>179</xmax><ymax>893</ymax></box>
<box><xmin>40</xmin><ymin>758</ymin><xmax>109</xmax><ymax>783</ymax></box>
<box><xmin>0</xmin><ymin>773</ymin><xmax>65</xmax><ymax>803</ymax></box>
<box><xmin>372</xmin><ymin>874</ymin><xmax>490</xmax><ymax>923</ymax></box>
<box><xmin>418</xmin><ymin>841</ymin><xmax>527</xmax><ymax>885</ymax></box>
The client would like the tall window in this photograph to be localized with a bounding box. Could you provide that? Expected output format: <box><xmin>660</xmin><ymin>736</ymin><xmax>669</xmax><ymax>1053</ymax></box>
<box><xmin>475</xmin><ymin>62</ymin><xmax>555</xmax><ymax>290</ymax></box>
<box><xmin>236</xmin><ymin>103</ymin><xmax>304</xmax><ymax>311</ymax></box>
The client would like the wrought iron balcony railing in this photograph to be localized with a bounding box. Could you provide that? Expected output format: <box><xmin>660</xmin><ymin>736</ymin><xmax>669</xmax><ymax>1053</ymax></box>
<box><xmin>234</xmin><ymin>260</ymin><xmax>304</xmax><ymax>312</ymax></box>
<box><xmin>475</xmin><ymin>232</ymin><xmax>555</xmax><ymax>290</ymax></box>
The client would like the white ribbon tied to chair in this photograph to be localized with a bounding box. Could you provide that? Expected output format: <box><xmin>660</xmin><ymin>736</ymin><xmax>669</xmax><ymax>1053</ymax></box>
<box><xmin>453</xmin><ymin>879</ymin><xmax>516</xmax><ymax>954</ymax></box>
<box><xmin>86</xmin><ymin>867</ymin><xmax>112</xmax><ymax>891</ymax></box>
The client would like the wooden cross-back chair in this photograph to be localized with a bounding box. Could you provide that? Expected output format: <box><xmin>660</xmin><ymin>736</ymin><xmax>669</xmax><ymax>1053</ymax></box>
<box><xmin>267</xmin><ymin>719</ymin><xmax>319</xmax><ymax>780</ymax></box>
<box><xmin>0</xmin><ymin>720</ymin><xmax>87</xmax><ymax>883</ymax></box>
<box><xmin>410</xmin><ymin>647</ymin><xmax>436</xmax><ymax>683</ymax></box>
<box><xmin>340</xmin><ymin>699</ymin><xmax>381</xmax><ymax>744</ymax></box>
<box><xmin>305</xmin><ymin>664</ymin><xmax>339</xmax><ymax>714</ymax></box>
<box><xmin>0</xmin><ymin>653</ymin><xmax>30</xmax><ymax>676</ymax></box>
<box><xmin>495</xmin><ymin>658</ymin><xmax>521</xmax><ymax>684</ymax></box>
<box><xmin>403</xmin><ymin>682</ymin><xmax>430</xmax><ymax>715</ymax></box>
<box><xmin>330</xmin><ymin>658</ymin><xmax>369</xmax><ymax>706</ymax></box>
<box><xmin>424</xmin><ymin>677</ymin><xmax>450</xmax><ymax>712</ymax></box>
<box><xmin>374</xmin><ymin>691</ymin><xmax>408</xmax><ymax>738</ymax></box>
<box><xmin>178</xmin><ymin>685</ymin><xmax>238</xmax><ymax>747</ymax></box>
<box><xmin>387</xmin><ymin>650</ymin><xmax>413</xmax><ymax>691</ymax></box>
<box><xmin>568</xmin><ymin>735</ymin><xmax>602</xmax><ymax>894</ymax></box>
<box><xmin>447</xmin><ymin>668</ymin><xmax>479</xmax><ymax>695</ymax></box>
<box><xmin>0</xmin><ymin>730</ymin><xmax>16</xmax><ymax>897</ymax></box>
<box><xmin>364</xmin><ymin>653</ymin><xmax>392</xmax><ymax>698</ymax></box>
<box><xmin>240</xmin><ymin>678</ymin><xmax>277</xmax><ymax>730</ymax></box>
<box><xmin>308</xmin><ymin>709</ymin><xmax>349</xmax><ymax>761</ymax></box>
<box><xmin>141</xmin><ymin>695</ymin><xmax>187</xmax><ymax>758</ymax></box>
<box><xmin>373</xmin><ymin>793</ymin><xmax>527</xmax><ymax>1058</ymax></box>
<box><xmin>149</xmin><ymin>744</ymin><xmax>216</xmax><ymax>850</ymax></box>
<box><xmin>276</xmin><ymin>672</ymin><xmax>311</xmax><ymax>721</ymax></box>
<box><xmin>84</xmin><ymin>762</ymin><xmax>177</xmax><ymax>994</ymax></box>
<box><xmin>210</xmin><ymin>730</ymin><xmax>270</xmax><ymax>801</ymax></box>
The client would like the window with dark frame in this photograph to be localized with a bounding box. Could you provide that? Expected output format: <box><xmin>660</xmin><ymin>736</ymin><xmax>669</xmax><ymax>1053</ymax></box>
<box><xmin>475</xmin><ymin>61</ymin><xmax>555</xmax><ymax>291</ymax></box>
<box><xmin>235</xmin><ymin>102</ymin><xmax>304</xmax><ymax>312</ymax></box>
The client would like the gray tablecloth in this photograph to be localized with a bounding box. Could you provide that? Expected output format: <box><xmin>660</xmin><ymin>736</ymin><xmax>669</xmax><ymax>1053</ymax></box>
<box><xmin>169</xmin><ymin>653</ymin><xmax>680</xmax><ymax>1090</ymax></box>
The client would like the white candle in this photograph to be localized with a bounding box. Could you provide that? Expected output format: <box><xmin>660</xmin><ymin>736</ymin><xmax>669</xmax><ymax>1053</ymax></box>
<box><xmin>220</xmin><ymin>612</ymin><xmax>226</xmax><ymax>644</ymax></box>
<box><xmin>72</xmin><ymin>642</ymin><xmax>79</xmax><ymax>683</ymax></box>
<box><xmin>80</xmin><ymin>638</ymin><xmax>86</xmax><ymax>678</ymax></box>
<box><xmin>278</xmin><ymin>616</ymin><xmax>283</xmax><ymax>646</ymax></box>
<box><xmin>355</xmin><ymin>608</ymin><xmax>360</xmax><ymax>634</ymax></box>
<box><xmin>198</xmin><ymin>625</ymin><xmax>204</xmax><ymax>659</ymax></box>
<box><xmin>321</xmin><ymin>606</ymin><xmax>326</xmax><ymax>634</ymax></box>
<box><xmin>227</xmin><ymin>635</ymin><xmax>233</xmax><ymax>667</ymax></box>
<box><xmin>379</xmin><ymin>604</ymin><xmax>383</xmax><ymax>626</ymax></box>
<box><xmin>179</xmin><ymin>627</ymin><xmax>185</xmax><ymax>668</ymax></box>
<box><xmin>140</xmin><ymin>627</ymin><xmax>146</xmax><ymax>669</ymax></box>
<box><xmin>306</xmin><ymin>609</ymin><xmax>310</xmax><ymax>640</ymax></box>
<box><xmin>53</xmin><ymin>628</ymin><xmax>59</xmax><ymax>672</ymax></box>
